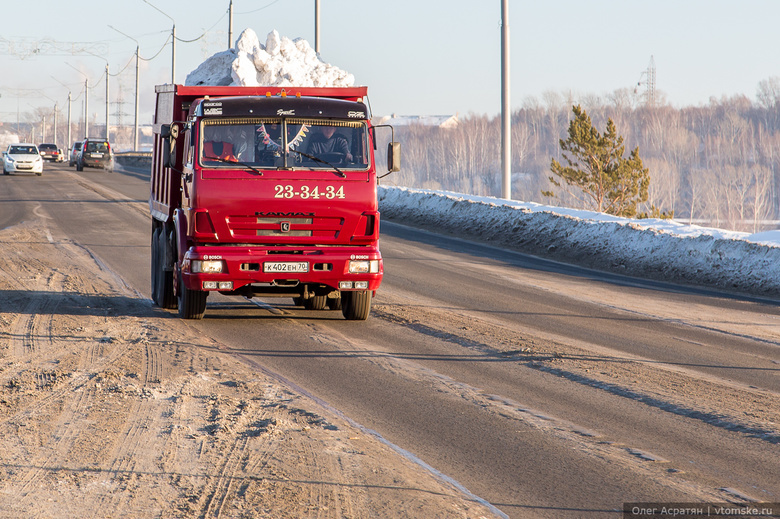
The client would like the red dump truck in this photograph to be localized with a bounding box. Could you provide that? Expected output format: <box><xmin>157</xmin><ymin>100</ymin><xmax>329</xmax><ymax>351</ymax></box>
<box><xmin>149</xmin><ymin>84</ymin><xmax>399</xmax><ymax>320</ymax></box>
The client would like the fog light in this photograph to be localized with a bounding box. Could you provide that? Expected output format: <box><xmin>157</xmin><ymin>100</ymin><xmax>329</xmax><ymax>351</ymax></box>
<box><xmin>203</xmin><ymin>281</ymin><xmax>218</xmax><ymax>289</ymax></box>
<box><xmin>339</xmin><ymin>281</ymin><xmax>353</xmax><ymax>289</ymax></box>
<box><xmin>192</xmin><ymin>260</ymin><xmax>224</xmax><ymax>273</ymax></box>
<box><xmin>354</xmin><ymin>281</ymin><xmax>369</xmax><ymax>289</ymax></box>
<box><xmin>218</xmin><ymin>281</ymin><xmax>233</xmax><ymax>290</ymax></box>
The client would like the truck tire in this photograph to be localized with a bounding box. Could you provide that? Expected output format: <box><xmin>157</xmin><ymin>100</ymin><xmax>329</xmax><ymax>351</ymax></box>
<box><xmin>155</xmin><ymin>228</ymin><xmax>177</xmax><ymax>309</ymax></box>
<box><xmin>151</xmin><ymin>226</ymin><xmax>160</xmax><ymax>304</ymax></box>
<box><xmin>341</xmin><ymin>290</ymin><xmax>371</xmax><ymax>320</ymax></box>
<box><xmin>303</xmin><ymin>294</ymin><xmax>327</xmax><ymax>310</ymax></box>
<box><xmin>76</xmin><ymin>161</ymin><xmax>83</xmax><ymax>172</ymax></box>
<box><xmin>178</xmin><ymin>270</ymin><xmax>208</xmax><ymax>319</ymax></box>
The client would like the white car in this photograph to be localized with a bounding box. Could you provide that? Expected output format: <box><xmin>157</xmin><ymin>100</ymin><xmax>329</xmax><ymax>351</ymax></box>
<box><xmin>3</xmin><ymin>143</ymin><xmax>43</xmax><ymax>176</ymax></box>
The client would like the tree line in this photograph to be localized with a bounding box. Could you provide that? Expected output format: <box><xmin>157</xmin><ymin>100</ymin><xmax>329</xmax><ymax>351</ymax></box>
<box><xmin>384</xmin><ymin>78</ymin><xmax>780</xmax><ymax>232</ymax></box>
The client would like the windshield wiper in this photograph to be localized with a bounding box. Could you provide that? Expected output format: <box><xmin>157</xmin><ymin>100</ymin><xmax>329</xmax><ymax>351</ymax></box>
<box><xmin>203</xmin><ymin>155</ymin><xmax>263</xmax><ymax>175</ymax></box>
<box><xmin>288</xmin><ymin>149</ymin><xmax>346</xmax><ymax>178</ymax></box>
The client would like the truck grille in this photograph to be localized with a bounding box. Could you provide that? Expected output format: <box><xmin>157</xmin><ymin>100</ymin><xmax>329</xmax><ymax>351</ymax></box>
<box><xmin>226</xmin><ymin>215</ymin><xmax>344</xmax><ymax>239</ymax></box>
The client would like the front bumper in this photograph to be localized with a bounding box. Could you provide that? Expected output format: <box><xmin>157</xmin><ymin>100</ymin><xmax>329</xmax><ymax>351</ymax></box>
<box><xmin>179</xmin><ymin>245</ymin><xmax>383</xmax><ymax>295</ymax></box>
<box><xmin>5</xmin><ymin>160</ymin><xmax>42</xmax><ymax>174</ymax></box>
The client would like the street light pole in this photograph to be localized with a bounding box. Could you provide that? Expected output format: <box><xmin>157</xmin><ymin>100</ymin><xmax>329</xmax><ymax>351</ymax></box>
<box><xmin>228</xmin><ymin>0</ymin><xmax>234</xmax><ymax>48</ymax></box>
<box><xmin>85</xmin><ymin>78</ymin><xmax>89</xmax><ymax>138</ymax></box>
<box><xmin>105</xmin><ymin>63</ymin><xmax>110</xmax><ymax>140</ymax></box>
<box><xmin>143</xmin><ymin>0</ymin><xmax>176</xmax><ymax>83</ymax></box>
<box><xmin>67</xmin><ymin>63</ymin><xmax>91</xmax><ymax>138</ymax></box>
<box><xmin>50</xmin><ymin>76</ymin><xmax>73</xmax><ymax>151</ymax></box>
<box><xmin>109</xmin><ymin>25</ymin><xmax>141</xmax><ymax>151</ymax></box>
<box><xmin>66</xmin><ymin>93</ymin><xmax>71</xmax><ymax>150</ymax></box>
<box><xmin>82</xmin><ymin>51</ymin><xmax>110</xmax><ymax>140</ymax></box>
<box><xmin>500</xmin><ymin>0</ymin><xmax>511</xmax><ymax>200</ymax></box>
<box><xmin>315</xmin><ymin>0</ymin><xmax>321</xmax><ymax>54</ymax></box>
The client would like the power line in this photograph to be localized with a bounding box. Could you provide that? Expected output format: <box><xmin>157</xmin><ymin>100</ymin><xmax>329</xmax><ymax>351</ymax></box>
<box><xmin>0</xmin><ymin>37</ymin><xmax>109</xmax><ymax>59</ymax></box>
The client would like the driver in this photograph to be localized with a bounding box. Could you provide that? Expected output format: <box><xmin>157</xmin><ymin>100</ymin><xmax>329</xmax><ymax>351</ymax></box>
<box><xmin>203</xmin><ymin>126</ymin><xmax>238</xmax><ymax>162</ymax></box>
<box><xmin>306</xmin><ymin>126</ymin><xmax>352</xmax><ymax>161</ymax></box>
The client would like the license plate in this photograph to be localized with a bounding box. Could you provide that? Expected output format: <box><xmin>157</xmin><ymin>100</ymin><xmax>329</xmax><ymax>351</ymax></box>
<box><xmin>91</xmin><ymin>153</ymin><xmax>103</xmax><ymax>158</ymax></box>
<box><xmin>263</xmin><ymin>261</ymin><xmax>308</xmax><ymax>273</ymax></box>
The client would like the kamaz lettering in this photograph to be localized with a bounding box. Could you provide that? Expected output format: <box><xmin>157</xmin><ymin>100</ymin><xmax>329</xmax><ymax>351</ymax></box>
<box><xmin>255</xmin><ymin>211</ymin><xmax>315</xmax><ymax>217</ymax></box>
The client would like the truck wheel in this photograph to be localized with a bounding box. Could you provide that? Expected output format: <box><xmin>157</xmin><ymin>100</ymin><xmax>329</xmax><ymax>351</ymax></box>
<box><xmin>76</xmin><ymin>161</ymin><xmax>83</xmax><ymax>171</ymax></box>
<box><xmin>156</xmin><ymin>228</ymin><xmax>176</xmax><ymax>309</ymax></box>
<box><xmin>327</xmin><ymin>296</ymin><xmax>342</xmax><ymax>310</ymax></box>
<box><xmin>304</xmin><ymin>294</ymin><xmax>327</xmax><ymax>310</ymax></box>
<box><xmin>151</xmin><ymin>226</ymin><xmax>160</xmax><ymax>304</ymax></box>
<box><xmin>341</xmin><ymin>290</ymin><xmax>371</xmax><ymax>320</ymax></box>
<box><xmin>178</xmin><ymin>270</ymin><xmax>207</xmax><ymax>319</ymax></box>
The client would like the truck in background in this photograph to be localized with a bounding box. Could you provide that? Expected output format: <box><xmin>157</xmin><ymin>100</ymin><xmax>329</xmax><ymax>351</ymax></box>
<box><xmin>149</xmin><ymin>84</ymin><xmax>399</xmax><ymax>320</ymax></box>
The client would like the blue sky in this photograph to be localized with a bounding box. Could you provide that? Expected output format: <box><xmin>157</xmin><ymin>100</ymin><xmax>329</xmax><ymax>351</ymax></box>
<box><xmin>1</xmin><ymin>0</ymin><xmax>779</xmax><ymax>125</ymax></box>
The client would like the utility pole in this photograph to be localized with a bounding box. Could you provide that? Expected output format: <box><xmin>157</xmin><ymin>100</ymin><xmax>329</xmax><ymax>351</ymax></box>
<box><xmin>85</xmin><ymin>78</ymin><xmax>89</xmax><ymax>138</ymax></box>
<box><xmin>143</xmin><ymin>1</ymin><xmax>176</xmax><ymax>83</ymax></box>
<box><xmin>108</xmin><ymin>25</ymin><xmax>141</xmax><ymax>150</ymax></box>
<box><xmin>172</xmin><ymin>24</ymin><xmax>176</xmax><ymax>83</ymax></box>
<box><xmin>66</xmin><ymin>92</ymin><xmax>72</xmax><ymax>150</ymax></box>
<box><xmin>50</xmin><ymin>76</ymin><xmax>73</xmax><ymax>150</ymax></box>
<box><xmin>228</xmin><ymin>0</ymin><xmax>234</xmax><ymax>48</ymax></box>
<box><xmin>500</xmin><ymin>0</ymin><xmax>511</xmax><ymax>200</ymax></box>
<box><xmin>105</xmin><ymin>63</ymin><xmax>110</xmax><ymax>140</ymax></box>
<box><xmin>315</xmin><ymin>0</ymin><xmax>321</xmax><ymax>54</ymax></box>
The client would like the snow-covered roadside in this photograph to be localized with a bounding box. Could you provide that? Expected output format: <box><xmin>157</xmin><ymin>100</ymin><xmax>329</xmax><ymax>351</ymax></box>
<box><xmin>378</xmin><ymin>186</ymin><xmax>780</xmax><ymax>298</ymax></box>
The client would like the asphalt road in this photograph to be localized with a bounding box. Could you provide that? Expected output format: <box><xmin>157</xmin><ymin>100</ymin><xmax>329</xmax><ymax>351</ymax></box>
<box><xmin>2</xmin><ymin>161</ymin><xmax>779</xmax><ymax>518</ymax></box>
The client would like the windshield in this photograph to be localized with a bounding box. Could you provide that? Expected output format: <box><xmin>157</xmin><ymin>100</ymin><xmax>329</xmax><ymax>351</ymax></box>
<box><xmin>85</xmin><ymin>141</ymin><xmax>109</xmax><ymax>153</ymax></box>
<box><xmin>200</xmin><ymin>118</ymin><xmax>369</xmax><ymax>171</ymax></box>
<box><xmin>9</xmin><ymin>146</ymin><xmax>37</xmax><ymax>155</ymax></box>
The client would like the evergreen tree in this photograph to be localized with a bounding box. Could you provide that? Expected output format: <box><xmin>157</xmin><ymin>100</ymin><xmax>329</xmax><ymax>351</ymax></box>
<box><xmin>544</xmin><ymin>105</ymin><xmax>650</xmax><ymax>217</ymax></box>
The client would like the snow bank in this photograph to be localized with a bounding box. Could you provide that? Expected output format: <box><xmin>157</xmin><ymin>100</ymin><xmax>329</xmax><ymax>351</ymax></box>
<box><xmin>0</xmin><ymin>131</ymin><xmax>21</xmax><ymax>150</ymax></box>
<box><xmin>186</xmin><ymin>29</ymin><xmax>355</xmax><ymax>87</ymax></box>
<box><xmin>378</xmin><ymin>186</ymin><xmax>780</xmax><ymax>298</ymax></box>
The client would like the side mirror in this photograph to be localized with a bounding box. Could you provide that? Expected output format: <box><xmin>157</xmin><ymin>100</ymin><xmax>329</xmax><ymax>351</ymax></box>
<box><xmin>387</xmin><ymin>142</ymin><xmax>400</xmax><ymax>173</ymax></box>
<box><xmin>160</xmin><ymin>123</ymin><xmax>179</xmax><ymax>168</ymax></box>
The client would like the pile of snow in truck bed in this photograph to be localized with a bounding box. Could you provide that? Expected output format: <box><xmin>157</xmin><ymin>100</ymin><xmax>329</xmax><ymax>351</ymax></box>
<box><xmin>185</xmin><ymin>28</ymin><xmax>355</xmax><ymax>88</ymax></box>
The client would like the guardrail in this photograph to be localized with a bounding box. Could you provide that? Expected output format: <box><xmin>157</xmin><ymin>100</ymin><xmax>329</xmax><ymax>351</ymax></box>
<box><xmin>114</xmin><ymin>151</ymin><xmax>152</xmax><ymax>169</ymax></box>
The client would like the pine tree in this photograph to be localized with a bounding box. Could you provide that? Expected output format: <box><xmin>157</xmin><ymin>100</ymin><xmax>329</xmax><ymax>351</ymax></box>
<box><xmin>544</xmin><ymin>105</ymin><xmax>650</xmax><ymax>217</ymax></box>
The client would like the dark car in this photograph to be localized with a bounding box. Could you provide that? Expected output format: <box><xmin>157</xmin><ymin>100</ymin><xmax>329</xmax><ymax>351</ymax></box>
<box><xmin>38</xmin><ymin>143</ymin><xmax>61</xmax><ymax>162</ymax></box>
<box><xmin>77</xmin><ymin>138</ymin><xmax>113</xmax><ymax>171</ymax></box>
<box><xmin>69</xmin><ymin>141</ymin><xmax>83</xmax><ymax>167</ymax></box>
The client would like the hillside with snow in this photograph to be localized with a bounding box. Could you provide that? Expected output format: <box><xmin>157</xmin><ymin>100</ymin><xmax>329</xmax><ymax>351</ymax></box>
<box><xmin>378</xmin><ymin>186</ymin><xmax>780</xmax><ymax>299</ymax></box>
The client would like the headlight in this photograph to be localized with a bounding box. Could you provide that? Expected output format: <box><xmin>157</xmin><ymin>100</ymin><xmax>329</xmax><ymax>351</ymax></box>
<box><xmin>191</xmin><ymin>259</ymin><xmax>224</xmax><ymax>273</ymax></box>
<box><xmin>347</xmin><ymin>260</ymin><xmax>380</xmax><ymax>274</ymax></box>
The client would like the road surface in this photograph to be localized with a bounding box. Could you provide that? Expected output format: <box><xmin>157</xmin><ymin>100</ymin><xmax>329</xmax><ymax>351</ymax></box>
<box><xmin>1</xmin><ymin>161</ymin><xmax>778</xmax><ymax>518</ymax></box>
